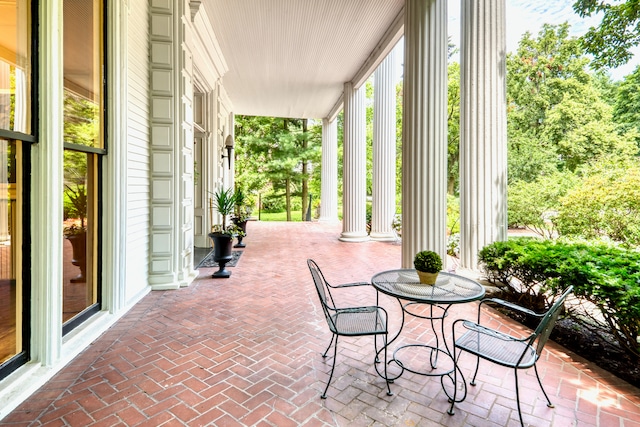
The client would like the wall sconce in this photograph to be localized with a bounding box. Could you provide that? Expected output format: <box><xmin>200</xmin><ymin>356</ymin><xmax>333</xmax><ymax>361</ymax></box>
<box><xmin>222</xmin><ymin>134</ymin><xmax>234</xmax><ymax>169</ymax></box>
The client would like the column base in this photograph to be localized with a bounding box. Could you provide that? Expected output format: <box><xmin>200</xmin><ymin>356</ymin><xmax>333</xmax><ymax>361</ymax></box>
<box><xmin>339</xmin><ymin>231</ymin><xmax>370</xmax><ymax>242</ymax></box>
<box><xmin>370</xmin><ymin>231</ymin><xmax>398</xmax><ymax>241</ymax></box>
<box><xmin>318</xmin><ymin>216</ymin><xmax>340</xmax><ymax>223</ymax></box>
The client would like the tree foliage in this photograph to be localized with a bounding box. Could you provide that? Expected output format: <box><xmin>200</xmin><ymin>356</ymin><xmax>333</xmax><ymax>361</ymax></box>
<box><xmin>557</xmin><ymin>157</ymin><xmax>640</xmax><ymax>247</ymax></box>
<box><xmin>573</xmin><ymin>0</ymin><xmax>640</xmax><ymax>68</ymax></box>
<box><xmin>613</xmin><ymin>64</ymin><xmax>640</xmax><ymax>147</ymax></box>
<box><xmin>507</xmin><ymin>171</ymin><xmax>579</xmax><ymax>238</ymax></box>
<box><xmin>447</xmin><ymin>62</ymin><xmax>460</xmax><ymax>195</ymax></box>
<box><xmin>506</xmin><ymin>23</ymin><xmax>637</xmax><ymax>182</ymax></box>
<box><xmin>234</xmin><ymin>115</ymin><xmax>320</xmax><ymax>220</ymax></box>
<box><xmin>505</xmin><ymin>23</ymin><xmax>639</xmax><ymax>245</ymax></box>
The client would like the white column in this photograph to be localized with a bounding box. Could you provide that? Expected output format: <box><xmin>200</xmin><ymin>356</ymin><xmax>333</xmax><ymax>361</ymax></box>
<box><xmin>319</xmin><ymin>118</ymin><xmax>339</xmax><ymax>222</ymax></box>
<box><xmin>459</xmin><ymin>0</ymin><xmax>508</xmax><ymax>270</ymax></box>
<box><xmin>340</xmin><ymin>82</ymin><xmax>369</xmax><ymax>242</ymax></box>
<box><xmin>401</xmin><ymin>0</ymin><xmax>448</xmax><ymax>267</ymax></box>
<box><xmin>370</xmin><ymin>49</ymin><xmax>398</xmax><ymax>241</ymax></box>
<box><xmin>32</xmin><ymin>0</ymin><xmax>64</xmax><ymax>366</ymax></box>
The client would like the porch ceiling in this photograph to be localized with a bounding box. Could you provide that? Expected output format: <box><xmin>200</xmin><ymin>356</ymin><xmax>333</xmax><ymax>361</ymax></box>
<box><xmin>204</xmin><ymin>0</ymin><xmax>404</xmax><ymax>120</ymax></box>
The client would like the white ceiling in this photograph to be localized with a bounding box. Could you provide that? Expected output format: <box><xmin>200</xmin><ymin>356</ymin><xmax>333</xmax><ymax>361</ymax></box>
<box><xmin>204</xmin><ymin>0</ymin><xmax>404</xmax><ymax>120</ymax></box>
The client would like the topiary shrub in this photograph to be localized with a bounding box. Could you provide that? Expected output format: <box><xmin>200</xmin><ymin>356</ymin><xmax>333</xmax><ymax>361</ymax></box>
<box><xmin>414</xmin><ymin>250</ymin><xmax>443</xmax><ymax>273</ymax></box>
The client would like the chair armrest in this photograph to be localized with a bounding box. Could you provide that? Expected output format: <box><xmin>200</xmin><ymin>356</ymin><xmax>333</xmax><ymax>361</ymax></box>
<box><xmin>461</xmin><ymin>320</ymin><xmax>531</xmax><ymax>343</ymax></box>
<box><xmin>334</xmin><ymin>305</ymin><xmax>389</xmax><ymax>325</ymax></box>
<box><xmin>330</xmin><ymin>281</ymin><xmax>370</xmax><ymax>289</ymax></box>
<box><xmin>480</xmin><ymin>298</ymin><xmax>545</xmax><ymax>318</ymax></box>
<box><xmin>336</xmin><ymin>306</ymin><xmax>378</xmax><ymax>314</ymax></box>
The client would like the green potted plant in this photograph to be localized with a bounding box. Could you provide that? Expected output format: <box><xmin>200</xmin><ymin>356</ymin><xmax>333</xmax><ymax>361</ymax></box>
<box><xmin>231</xmin><ymin>187</ymin><xmax>251</xmax><ymax>248</ymax></box>
<box><xmin>208</xmin><ymin>187</ymin><xmax>245</xmax><ymax>278</ymax></box>
<box><xmin>64</xmin><ymin>184</ymin><xmax>87</xmax><ymax>283</ymax></box>
<box><xmin>413</xmin><ymin>250</ymin><xmax>443</xmax><ymax>285</ymax></box>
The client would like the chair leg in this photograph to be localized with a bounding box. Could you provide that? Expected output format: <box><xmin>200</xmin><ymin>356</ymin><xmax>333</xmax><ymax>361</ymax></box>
<box><xmin>470</xmin><ymin>355</ymin><xmax>480</xmax><ymax>386</ymax></box>
<box><xmin>447</xmin><ymin>350</ymin><xmax>462</xmax><ymax>416</ymax></box>
<box><xmin>373</xmin><ymin>333</ymin><xmax>380</xmax><ymax>364</ymax></box>
<box><xmin>383</xmin><ymin>333</ymin><xmax>392</xmax><ymax>396</ymax></box>
<box><xmin>321</xmin><ymin>335</ymin><xmax>339</xmax><ymax>399</ymax></box>
<box><xmin>322</xmin><ymin>334</ymin><xmax>336</xmax><ymax>358</ymax></box>
<box><xmin>514</xmin><ymin>369</ymin><xmax>524</xmax><ymax>427</ymax></box>
<box><xmin>534</xmin><ymin>364</ymin><xmax>555</xmax><ymax>408</ymax></box>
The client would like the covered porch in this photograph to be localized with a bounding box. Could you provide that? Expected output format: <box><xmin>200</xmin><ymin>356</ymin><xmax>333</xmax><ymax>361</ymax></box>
<box><xmin>4</xmin><ymin>221</ymin><xmax>639</xmax><ymax>426</ymax></box>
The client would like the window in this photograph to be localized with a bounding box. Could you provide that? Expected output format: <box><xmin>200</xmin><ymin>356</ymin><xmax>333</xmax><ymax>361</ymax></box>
<box><xmin>0</xmin><ymin>0</ymin><xmax>31</xmax><ymax>379</ymax></box>
<box><xmin>62</xmin><ymin>0</ymin><xmax>104</xmax><ymax>331</ymax></box>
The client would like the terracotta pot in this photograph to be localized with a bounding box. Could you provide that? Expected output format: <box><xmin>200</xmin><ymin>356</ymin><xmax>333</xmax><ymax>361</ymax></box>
<box><xmin>417</xmin><ymin>270</ymin><xmax>438</xmax><ymax>285</ymax></box>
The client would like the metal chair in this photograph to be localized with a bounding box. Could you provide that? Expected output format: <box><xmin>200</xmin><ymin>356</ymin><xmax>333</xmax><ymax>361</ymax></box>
<box><xmin>449</xmin><ymin>286</ymin><xmax>574</xmax><ymax>426</ymax></box>
<box><xmin>307</xmin><ymin>259</ymin><xmax>392</xmax><ymax>398</ymax></box>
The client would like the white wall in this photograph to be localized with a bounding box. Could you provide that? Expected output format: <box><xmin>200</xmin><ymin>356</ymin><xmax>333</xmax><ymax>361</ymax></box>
<box><xmin>125</xmin><ymin>0</ymin><xmax>151</xmax><ymax>302</ymax></box>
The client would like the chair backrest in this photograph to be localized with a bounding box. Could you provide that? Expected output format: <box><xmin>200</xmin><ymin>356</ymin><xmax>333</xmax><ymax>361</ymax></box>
<box><xmin>307</xmin><ymin>259</ymin><xmax>338</xmax><ymax>329</ymax></box>
<box><xmin>532</xmin><ymin>286</ymin><xmax>574</xmax><ymax>356</ymax></box>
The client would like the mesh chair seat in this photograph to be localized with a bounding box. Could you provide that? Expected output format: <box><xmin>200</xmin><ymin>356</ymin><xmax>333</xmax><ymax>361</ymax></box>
<box><xmin>455</xmin><ymin>321</ymin><xmax>537</xmax><ymax>368</ymax></box>
<box><xmin>330</xmin><ymin>307</ymin><xmax>387</xmax><ymax>336</ymax></box>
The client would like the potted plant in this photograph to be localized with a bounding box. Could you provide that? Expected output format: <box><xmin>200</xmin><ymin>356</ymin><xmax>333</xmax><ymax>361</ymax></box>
<box><xmin>231</xmin><ymin>187</ymin><xmax>251</xmax><ymax>248</ymax></box>
<box><xmin>413</xmin><ymin>250</ymin><xmax>443</xmax><ymax>285</ymax></box>
<box><xmin>64</xmin><ymin>184</ymin><xmax>87</xmax><ymax>283</ymax></box>
<box><xmin>208</xmin><ymin>187</ymin><xmax>245</xmax><ymax>278</ymax></box>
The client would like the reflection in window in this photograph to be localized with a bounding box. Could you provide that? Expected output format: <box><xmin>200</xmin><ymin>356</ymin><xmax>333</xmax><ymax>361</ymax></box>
<box><xmin>62</xmin><ymin>150</ymin><xmax>96</xmax><ymax>323</ymax></box>
<box><xmin>63</xmin><ymin>0</ymin><xmax>103</xmax><ymax>149</ymax></box>
<box><xmin>0</xmin><ymin>140</ymin><xmax>21</xmax><ymax>365</ymax></box>
<box><xmin>0</xmin><ymin>0</ymin><xmax>29</xmax><ymax>373</ymax></box>
<box><xmin>0</xmin><ymin>1</ymin><xmax>31</xmax><ymax>135</ymax></box>
<box><xmin>62</xmin><ymin>0</ymin><xmax>103</xmax><ymax>325</ymax></box>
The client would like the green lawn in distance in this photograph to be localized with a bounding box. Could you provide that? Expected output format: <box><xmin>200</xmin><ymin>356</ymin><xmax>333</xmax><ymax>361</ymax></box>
<box><xmin>258</xmin><ymin>211</ymin><xmax>303</xmax><ymax>222</ymax></box>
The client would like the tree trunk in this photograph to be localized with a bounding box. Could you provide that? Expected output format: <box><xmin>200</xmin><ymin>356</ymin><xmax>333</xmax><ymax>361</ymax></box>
<box><xmin>286</xmin><ymin>177</ymin><xmax>292</xmax><ymax>221</ymax></box>
<box><xmin>301</xmin><ymin>119</ymin><xmax>309</xmax><ymax>221</ymax></box>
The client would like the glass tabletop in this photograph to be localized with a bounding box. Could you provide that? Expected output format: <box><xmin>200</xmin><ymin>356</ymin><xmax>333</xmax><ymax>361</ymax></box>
<box><xmin>371</xmin><ymin>269</ymin><xmax>485</xmax><ymax>304</ymax></box>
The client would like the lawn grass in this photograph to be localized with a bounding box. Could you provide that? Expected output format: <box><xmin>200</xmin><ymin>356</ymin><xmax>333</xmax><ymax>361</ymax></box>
<box><xmin>258</xmin><ymin>211</ymin><xmax>304</xmax><ymax>221</ymax></box>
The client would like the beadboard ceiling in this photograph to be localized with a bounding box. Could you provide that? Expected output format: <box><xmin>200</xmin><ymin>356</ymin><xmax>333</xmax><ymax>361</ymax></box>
<box><xmin>204</xmin><ymin>0</ymin><xmax>404</xmax><ymax>120</ymax></box>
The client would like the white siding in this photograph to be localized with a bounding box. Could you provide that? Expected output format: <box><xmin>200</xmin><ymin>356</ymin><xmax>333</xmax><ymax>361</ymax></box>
<box><xmin>126</xmin><ymin>0</ymin><xmax>151</xmax><ymax>301</ymax></box>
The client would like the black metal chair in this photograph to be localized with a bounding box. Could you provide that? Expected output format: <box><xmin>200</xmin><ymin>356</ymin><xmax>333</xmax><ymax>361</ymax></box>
<box><xmin>449</xmin><ymin>286</ymin><xmax>574</xmax><ymax>426</ymax></box>
<box><xmin>307</xmin><ymin>259</ymin><xmax>391</xmax><ymax>398</ymax></box>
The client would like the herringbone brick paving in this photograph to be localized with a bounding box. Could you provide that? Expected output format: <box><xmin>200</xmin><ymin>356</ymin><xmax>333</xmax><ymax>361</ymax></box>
<box><xmin>2</xmin><ymin>221</ymin><xmax>639</xmax><ymax>426</ymax></box>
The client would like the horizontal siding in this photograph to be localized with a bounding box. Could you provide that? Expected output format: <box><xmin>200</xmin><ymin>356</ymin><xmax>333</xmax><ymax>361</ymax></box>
<box><xmin>126</xmin><ymin>0</ymin><xmax>151</xmax><ymax>301</ymax></box>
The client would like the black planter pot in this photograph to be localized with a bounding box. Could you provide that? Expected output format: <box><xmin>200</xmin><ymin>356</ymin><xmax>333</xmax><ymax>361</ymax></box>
<box><xmin>209</xmin><ymin>232</ymin><xmax>234</xmax><ymax>278</ymax></box>
<box><xmin>232</xmin><ymin>219</ymin><xmax>248</xmax><ymax>248</ymax></box>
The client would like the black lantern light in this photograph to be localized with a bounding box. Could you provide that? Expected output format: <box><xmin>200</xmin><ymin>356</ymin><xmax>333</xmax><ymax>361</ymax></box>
<box><xmin>222</xmin><ymin>134</ymin><xmax>234</xmax><ymax>169</ymax></box>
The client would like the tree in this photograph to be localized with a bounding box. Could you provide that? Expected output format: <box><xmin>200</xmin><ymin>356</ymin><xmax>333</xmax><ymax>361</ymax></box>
<box><xmin>235</xmin><ymin>115</ymin><xmax>319</xmax><ymax>220</ymax></box>
<box><xmin>506</xmin><ymin>23</ymin><xmax>637</xmax><ymax>181</ymax></box>
<box><xmin>542</xmin><ymin>82</ymin><xmax>637</xmax><ymax>171</ymax></box>
<box><xmin>573</xmin><ymin>0</ymin><xmax>640</xmax><ymax>68</ymax></box>
<box><xmin>613</xmin><ymin>64</ymin><xmax>640</xmax><ymax>147</ymax></box>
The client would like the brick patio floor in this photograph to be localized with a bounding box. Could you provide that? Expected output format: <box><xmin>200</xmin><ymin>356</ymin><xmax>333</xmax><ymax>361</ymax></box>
<box><xmin>2</xmin><ymin>221</ymin><xmax>639</xmax><ymax>426</ymax></box>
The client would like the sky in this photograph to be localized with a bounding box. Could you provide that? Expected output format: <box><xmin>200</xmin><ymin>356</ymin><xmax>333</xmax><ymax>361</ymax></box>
<box><xmin>446</xmin><ymin>0</ymin><xmax>640</xmax><ymax>81</ymax></box>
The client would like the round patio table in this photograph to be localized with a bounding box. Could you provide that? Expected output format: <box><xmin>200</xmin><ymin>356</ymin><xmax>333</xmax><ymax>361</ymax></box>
<box><xmin>371</xmin><ymin>269</ymin><xmax>485</xmax><ymax>401</ymax></box>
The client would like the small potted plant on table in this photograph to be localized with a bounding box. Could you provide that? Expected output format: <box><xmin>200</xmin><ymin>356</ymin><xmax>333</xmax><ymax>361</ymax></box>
<box><xmin>414</xmin><ymin>250</ymin><xmax>443</xmax><ymax>285</ymax></box>
<box><xmin>208</xmin><ymin>187</ymin><xmax>245</xmax><ymax>278</ymax></box>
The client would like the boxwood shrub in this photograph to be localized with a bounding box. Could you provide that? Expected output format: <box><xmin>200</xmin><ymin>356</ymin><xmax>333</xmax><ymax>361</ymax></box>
<box><xmin>479</xmin><ymin>238</ymin><xmax>640</xmax><ymax>358</ymax></box>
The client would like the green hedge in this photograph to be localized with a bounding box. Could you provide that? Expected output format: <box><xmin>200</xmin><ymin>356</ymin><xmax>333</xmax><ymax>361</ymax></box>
<box><xmin>478</xmin><ymin>238</ymin><xmax>640</xmax><ymax>358</ymax></box>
